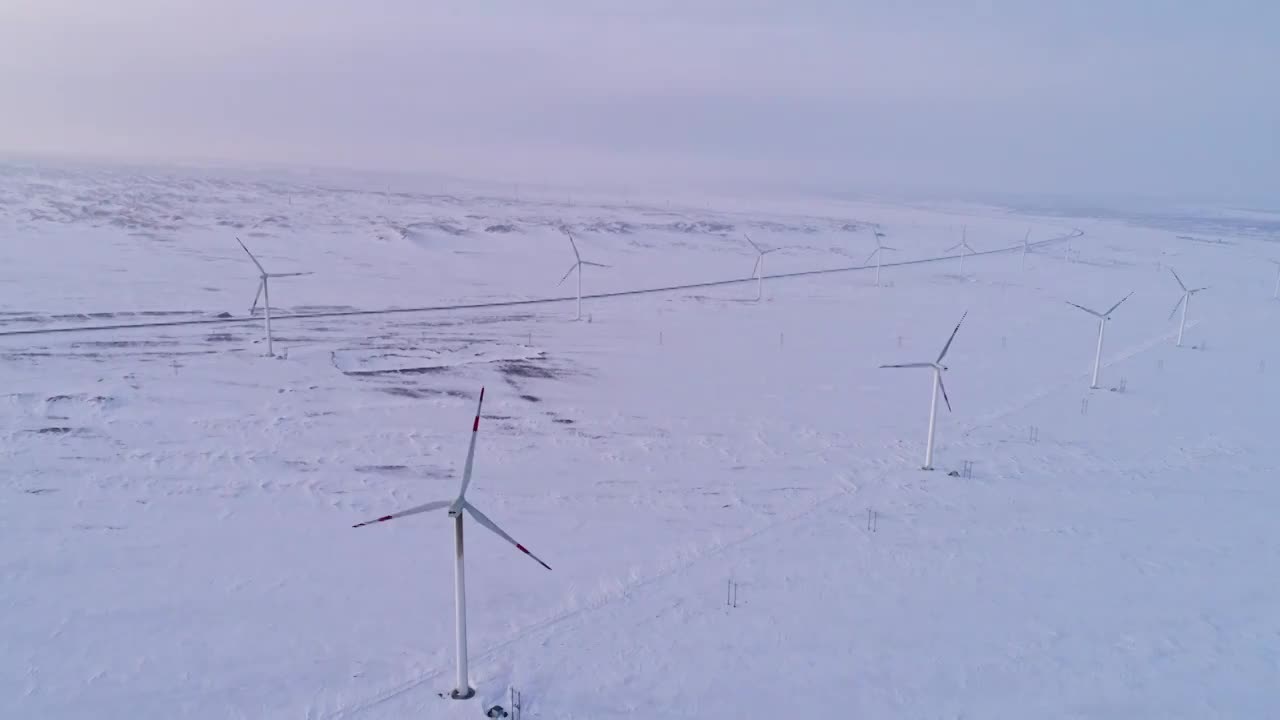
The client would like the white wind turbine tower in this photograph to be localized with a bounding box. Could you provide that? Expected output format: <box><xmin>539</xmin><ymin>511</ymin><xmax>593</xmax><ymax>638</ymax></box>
<box><xmin>352</xmin><ymin>388</ymin><xmax>551</xmax><ymax>701</ymax></box>
<box><xmin>1021</xmin><ymin>228</ymin><xmax>1032</xmax><ymax>271</ymax></box>
<box><xmin>880</xmin><ymin>312</ymin><xmax>967</xmax><ymax>470</ymax></box>
<box><xmin>236</xmin><ymin>237</ymin><xmax>312</xmax><ymax>357</ymax></box>
<box><xmin>558</xmin><ymin>229</ymin><xmax>609</xmax><ymax>321</ymax></box>
<box><xmin>1066</xmin><ymin>292</ymin><xmax>1133</xmax><ymax>389</ymax></box>
<box><xmin>1271</xmin><ymin>260</ymin><xmax>1280</xmax><ymax>300</ymax></box>
<box><xmin>865</xmin><ymin>224</ymin><xmax>898</xmax><ymax>287</ymax></box>
<box><xmin>745</xmin><ymin>233</ymin><xmax>779</xmax><ymax>301</ymax></box>
<box><xmin>946</xmin><ymin>226</ymin><xmax>977</xmax><ymax>275</ymax></box>
<box><xmin>1168</xmin><ymin>268</ymin><xmax>1207</xmax><ymax>348</ymax></box>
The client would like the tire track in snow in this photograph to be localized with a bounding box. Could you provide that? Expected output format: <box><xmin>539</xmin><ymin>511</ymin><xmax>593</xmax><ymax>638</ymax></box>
<box><xmin>959</xmin><ymin>320</ymin><xmax>1198</xmax><ymax>439</ymax></box>
<box><xmin>318</xmin><ymin>471</ymin><xmax>871</xmax><ymax>719</ymax></box>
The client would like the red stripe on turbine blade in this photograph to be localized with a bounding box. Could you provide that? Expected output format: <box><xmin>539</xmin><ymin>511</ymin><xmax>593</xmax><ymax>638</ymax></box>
<box><xmin>517</xmin><ymin>544</ymin><xmax>552</xmax><ymax>570</ymax></box>
<box><xmin>473</xmin><ymin>416</ymin><xmax>480</xmax><ymax>431</ymax></box>
<box><xmin>376</xmin><ymin>515</ymin><xmax>393</xmax><ymax>522</ymax></box>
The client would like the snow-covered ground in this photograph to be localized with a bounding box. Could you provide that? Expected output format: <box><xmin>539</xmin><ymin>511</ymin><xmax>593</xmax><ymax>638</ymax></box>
<box><xmin>2</xmin><ymin>162</ymin><xmax>1278</xmax><ymax>719</ymax></box>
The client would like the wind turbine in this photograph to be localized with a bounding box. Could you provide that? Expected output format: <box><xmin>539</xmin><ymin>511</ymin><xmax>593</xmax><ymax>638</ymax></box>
<box><xmin>352</xmin><ymin>388</ymin><xmax>551</xmax><ymax>701</ymax></box>
<box><xmin>880</xmin><ymin>312</ymin><xmax>967</xmax><ymax>470</ymax></box>
<box><xmin>865</xmin><ymin>225</ymin><xmax>897</xmax><ymax>287</ymax></box>
<box><xmin>1168</xmin><ymin>268</ymin><xmax>1207</xmax><ymax>347</ymax></box>
<box><xmin>1021</xmin><ymin>228</ymin><xmax>1032</xmax><ymax>271</ymax></box>
<box><xmin>236</xmin><ymin>237</ymin><xmax>312</xmax><ymax>357</ymax></box>
<box><xmin>745</xmin><ymin>234</ymin><xmax>779</xmax><ymax>301</ymax></box>
<box><xmin>558</xmin><ymin>229</ymin><xmax>608</xmax><ymax>321</ymax></box>
<box><xmin>1271</xmin><ymin>260</ymin><xmax>1280</xmax><ymax>300</ymax></box>
<box><xmin>946</xmin><ymin>226</ymin><xmax>976</xmax><ymax>275</ymax></box>
<box><xmin>1066</xmin><ymin>292</ymin><xmax>1133</xmax><ymax>389</ymax></box>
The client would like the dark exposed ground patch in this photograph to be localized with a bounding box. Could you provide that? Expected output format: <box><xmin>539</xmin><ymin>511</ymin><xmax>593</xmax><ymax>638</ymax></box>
<box><xmin>380</xmin><ymin>386</ymin><xmax>469</xmax><ymax>400</ymax></box>
<box><xmin>519</xmin><ymin>394</ymin><xmax>541</xmax><ymax>403</ymax></box>
<box><xmin>46</xmin><ymin>394</ymin><xmax>112</xmax><ymax>406</ymax></box>
<box><xmin>499</xmin><ymin>359</ymin><xmax>559</xmax><ymax>379</ymax></box>
<box><xmin>354</xmin><ymin>464</ymin><xmax>410</xmax><ymax>474</ymax></box>
<box><xmin>206</xmin><ymin>333</ymin><xmax>237</xmax><ymax>342</ymax></box>
<box><xmin>0</xmin><ymin>315</ymin><xmax>44</xmax><ymax>324</ymax></box>
<box><xmin>389</xmin><ymin>313</ymin><xmax>534</xmax><ymax>329</ymax></box>
<box><xmin>30</xmin><ymin>427</ymin><xmax>75</xmax><ymax>434</ymax></box>
<box><xmin>483</xmin><ymin>414</ymin><xmax>512</xmax><ymax>420</ymax></box>
<box><xmin>72</xmin><ymin>339</ymin><xmax>179</xmax><ymax>349</ymax></box>
<box><xmin>551</xmin><ymin>417</ymin><xmax>575</xmax><ymax>425</ymax></box>
<box><xmin>347</xmin><ymin>364</ymin><xmax>451</xmax><ymax>377</ymax></box>
<box><xmin>294</xmin><ymin>305</ymin><xmax>360</xmax><ymax>313</ymax></box>
<box><xmin>23</xmin><ymin>488</ymin><xmax>59</xmax><ymax>494</ymax></box>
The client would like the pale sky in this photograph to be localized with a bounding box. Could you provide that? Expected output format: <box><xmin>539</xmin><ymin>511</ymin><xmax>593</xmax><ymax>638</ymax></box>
<box><xmin>1</xmin><ymin>1</ymin><xmax>1277</xmax><ymax>203</ymax></box>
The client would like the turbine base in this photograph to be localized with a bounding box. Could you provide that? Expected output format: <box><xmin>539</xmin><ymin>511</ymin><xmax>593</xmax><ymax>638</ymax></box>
<box><xmin>451</xmin><ymin>687</ymin><xmax>476</xmax><ymax>700</ymax></box>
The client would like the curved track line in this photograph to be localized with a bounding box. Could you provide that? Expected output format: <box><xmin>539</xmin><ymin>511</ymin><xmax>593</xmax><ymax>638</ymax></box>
<box><xmin>0</xmin><ymin>230</ymin><xmax>1082</xmax><ymax>339</ymax></box>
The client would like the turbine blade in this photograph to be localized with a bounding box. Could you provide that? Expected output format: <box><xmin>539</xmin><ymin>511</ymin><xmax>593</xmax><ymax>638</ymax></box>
<box><xmin>882</xmin><ymin>245</ymin><xmax>899</xmax><ymax>251</ymax></box>
<box><xmin>751</xmin><ymin>256</ymin><xmax>761</xmax><ymax>279</ymax></box>
<box><xmin>269</xmin><ymin>271</ymin><xmax>313</xmax><ymax>278</ymax></box>
<box><xmin>1169</xmin><ymin>268</ymin><xmax>1187</xmax><ymax>292</ymax></box>
<box><xmin>938</xmin><ymin>373</ymin><xmax>953</xmax><ymax>413</ymax></box>
<box><xmin>582</xmin><ymin>261</ymin><xmax>610</xmax><ymax>268</ymax></box>
<box><xmin>564</xmin><ymin>231</ymin><xmax>581</xmax><ymax>262</ymax></box>
<box><xmin>744</xmin><ymin>233</ymin><xmax>763</xmax><ymax>255</ymax></box>
<box><xmin>936</xmin><ymin>311</ymin><xmax>968</xmax><ymax>364</ymax></box>
<box><xmin>556</xmin><ymin>263</ymin><xmax>578</xmax><ymax>286</ymax></box>
<box><xmin>945</xmin><ymin>243</ymin><xmax>963</xmax><ymax>252</ymax></box>
<box><xmin>1192</xmin><ymin>286</ymin><xmax>1209</xmax><ymax>293</ymax></box>
<box><xmin>352</xmin><ymin>500</ymin><xmax>450</xmax><ymax>528</ymax></box>
<box><xmin>880</xmin><ymin>362</ymin><xmax>934</xmax><ymax>369</ymax></box>
<box><xmin>250</xmin><ymin>278</ymin><xmax>265</xmax><ymax>314</ymax></box>
<box><xmin>1065</xmin><ymin>301</ymin><xmax>1102</xmax><ymax>318</ymax></box>
<box><xmin>457</xmin><ymin>387</ymin><xmax>485</xmax><ymax>499</ymax></box>
<box><xmin>1168</xmin><ymin>295</ymin><xmax>1186</xmax><ymax>320</ymax></box>
<box><xmin>864</xmin><ymin>248</ymin><xmax>880</xmax><ymax>265</ymax></box>
<box><xmin>236</xmin><ymin>237</ymin><xmax>267</xmax><ymax>274</ymax></box>
<box><xmin>464</xmin><ymin>502</ymin><xmax>552</xmax><ymax>571</ymax></box>
<box><xmin>1103</xmin><ymin>291</ymin><xmax>1134</xmax><ymax>317</ymax></box>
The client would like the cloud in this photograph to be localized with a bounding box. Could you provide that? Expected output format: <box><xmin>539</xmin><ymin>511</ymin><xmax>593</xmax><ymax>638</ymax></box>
<box><xmin>1</xmin><ymin>1</ymin><xmax>1276</xmax><ymax>202</ymax></box>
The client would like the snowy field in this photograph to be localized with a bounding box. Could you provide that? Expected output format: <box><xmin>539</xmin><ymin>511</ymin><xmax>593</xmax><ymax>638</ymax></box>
<box><xmin>2</xmin><ymin>162</ymin><xmax>1279</xmax><ymax>719</ymax></box>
